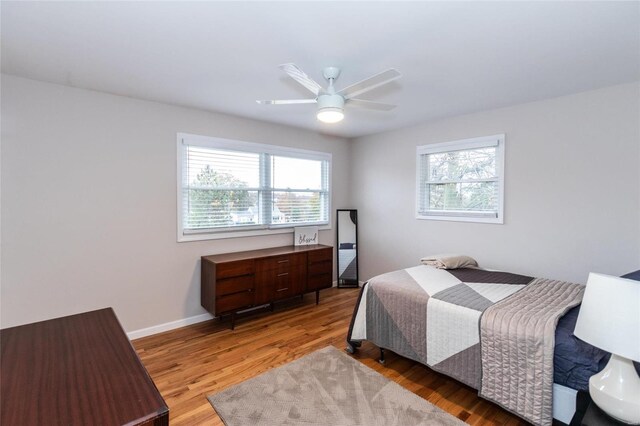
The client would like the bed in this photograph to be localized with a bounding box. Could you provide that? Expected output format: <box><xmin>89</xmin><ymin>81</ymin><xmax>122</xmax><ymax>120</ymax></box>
<box><xmin>345</xmin><ymin>262</ymin><xmax>632</xmax><ymax>425</ymax></box>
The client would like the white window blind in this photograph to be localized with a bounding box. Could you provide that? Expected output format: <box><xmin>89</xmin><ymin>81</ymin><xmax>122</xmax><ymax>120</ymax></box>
<box><xmin>270</xmin><ymin>155</ymin><xmax>329</xmax><ymax>226</ymax></box>
<box><xmin>178</xmin><ymin>133</ymin><xmax>331</xmax><ymax>241</ymax></box>
<box><xmin>416</xmin><ymin>135</ymin><xmax>504</xmax><ymax>224</ymax></box>
<box><xmin>183</xmin><ymin>146</ymin><xmax>261</xmax><ymax>231</ymax></box>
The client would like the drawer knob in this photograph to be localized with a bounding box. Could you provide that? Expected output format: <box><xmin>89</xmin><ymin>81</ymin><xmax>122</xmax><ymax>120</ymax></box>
<box><xmin>277</xmin><ymin>272</ymin><xmax>289</xmax><ymax>277</ymax></box>
<box><xmin>277</xmin><ymin>259</ymin><xmax>289</xmax><ymax>263</ymax></box>
<box><xmin>276</xmin><ymin>287</ymin><xmax>289</xmax><ymax>292</ymax></box>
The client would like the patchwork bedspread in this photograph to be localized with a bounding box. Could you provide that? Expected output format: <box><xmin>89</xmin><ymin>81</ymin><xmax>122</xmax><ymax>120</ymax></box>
<box><xmin>347</xmin><ymin>265</ymin><xmax>584</xmax><ymax>426</ymax></box>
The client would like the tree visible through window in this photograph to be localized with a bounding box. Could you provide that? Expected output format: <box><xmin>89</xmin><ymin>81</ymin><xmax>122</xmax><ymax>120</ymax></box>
<box><xmin>417</xmin><ymin>135</ymin><xmax>504</xmax><ymax>223</ymax></box>
<box><xmin>178</xmin><ymin>134</ymin><xmax>331</xmax><ymax>241</ymax></box>
<box><xmin>187</xmin><ymin>165</ymin><xmax>257</xmax><ymax>228</ymax></box>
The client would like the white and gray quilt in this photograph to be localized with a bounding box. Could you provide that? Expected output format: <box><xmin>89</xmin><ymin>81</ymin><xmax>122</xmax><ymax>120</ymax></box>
<box><xmin>347</xmin><ymin>265</ymin><xmax>584</xmax><ymax>426</ymax></box>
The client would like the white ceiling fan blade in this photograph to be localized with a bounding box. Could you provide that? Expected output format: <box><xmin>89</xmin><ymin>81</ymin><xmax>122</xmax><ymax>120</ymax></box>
<box><xmin>338</xmin><ymin>69</ymin><xmax>401</xmax><ymax>99</ymax></box>
<box><xmin>256</xmin><ymin>99</ymin><xmax>317</xmax><ymax>105</ymax></box>
<box><xmin>279</xmin><ymin>63</ymin><xmax>323</xmax><ymax>96</ymax></box>
<box><xmin>346</xmin><ymin>98</ymin><xmax>396</xmax><ymax>111</ymax></box>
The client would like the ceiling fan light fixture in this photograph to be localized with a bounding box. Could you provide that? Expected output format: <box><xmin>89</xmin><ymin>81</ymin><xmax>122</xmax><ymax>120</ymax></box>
<box><xmin>316</xmin><ymin>94</ymin><xmax>345</xmax><ymax>124</ymax></box>
<box><xmin>317</xmin><ymin>107</ymin><xmax>344</xmax><ymax>123</ymax></box>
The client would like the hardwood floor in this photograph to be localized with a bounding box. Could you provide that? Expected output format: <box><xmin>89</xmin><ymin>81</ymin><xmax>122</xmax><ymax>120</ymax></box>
<box><xmin>133</xmin><ymin>287</ymin><xmax>528</xmax><ymax>425</ymax></box>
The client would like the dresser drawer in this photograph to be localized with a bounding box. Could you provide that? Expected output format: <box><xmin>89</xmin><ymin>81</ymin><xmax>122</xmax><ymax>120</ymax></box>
<box><xmin>308</xmin><ymin>259</ymin><xmax>332</xmax><ymax>276</ymax></box>
<box><xmin>216</xmin><ymin>290</ymin><xmax>254</xmax><ymax>314</ymax></box>
<box><xmin>217</xmin><ymin>275</ymin><xmax>254</xmax><ymax>297</ymax></box>
<box><xmin>307</xmin><ymin>272</ymin><xmax>332</xmax><ymax>291</ymax></box>
<box><xmin>308</xmin><ymin>248</ymin><xmax>332</xmax><ymax>264</ymax></box>
<box><xmin>257</xmin><ymin>265</ymin><xmax>305</xmax><ymax>301</ymax></box>
<box><xmin>257</xmin><ymin>253</ymin><xmax>305</xmax><ymax>272</ymax></box>
<box><xmin>273</xmin><ymin>275</ymin><xmax>295</xmax><ymax>300</ymax></box>
<box><xmin>216</xmin><ymin>259</ymin><xmax>254</xmax><ymax>279</ymax></box>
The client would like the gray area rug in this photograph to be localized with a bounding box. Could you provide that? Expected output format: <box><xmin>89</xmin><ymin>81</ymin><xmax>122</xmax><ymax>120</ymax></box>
<box><xmin>208</xmin><ymin>346</ymin><xmax>466</xmax><ymax>425</ymax></box>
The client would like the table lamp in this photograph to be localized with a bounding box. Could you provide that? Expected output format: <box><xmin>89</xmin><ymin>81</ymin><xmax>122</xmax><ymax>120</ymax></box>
<box><xmin>574</xmin><ymin>272</ymin><xmax>640</xmax><ymax>424</ymax></box>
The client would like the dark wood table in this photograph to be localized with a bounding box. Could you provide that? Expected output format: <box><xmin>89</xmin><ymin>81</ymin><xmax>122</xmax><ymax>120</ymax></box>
<box><xmin>1</xmin><ymin>308</ymin><xmax>169</xmax><ymax>425</ymax></box>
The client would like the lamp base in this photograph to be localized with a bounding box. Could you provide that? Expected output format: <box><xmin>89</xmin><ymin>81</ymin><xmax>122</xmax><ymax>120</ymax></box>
<box><xmin>589</xmin><ymin>354</ymin><xmax>640</xmax><ymax>424</ymax></box>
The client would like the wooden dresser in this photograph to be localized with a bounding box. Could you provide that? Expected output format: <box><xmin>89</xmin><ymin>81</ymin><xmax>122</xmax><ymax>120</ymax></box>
<box><xmin>0</xmin><ymin>308</ymin><xmax>169</xmax><ymax>426</ymax></box>
<box><xmin>201</xmin><ymin>245</ymin><xmax>333</xmax><ymax>328</ymax></box>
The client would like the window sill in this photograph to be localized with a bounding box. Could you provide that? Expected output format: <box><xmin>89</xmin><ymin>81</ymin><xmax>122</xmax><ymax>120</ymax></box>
<box><xmin>416</xmin><ymin>214</ymin><xmax>503</xmax><ymax>224</ymax></box>
<box><xmin>178</xmin><ymin>224</ymin><xmax>331</xmax><ymax>242</ymax></box>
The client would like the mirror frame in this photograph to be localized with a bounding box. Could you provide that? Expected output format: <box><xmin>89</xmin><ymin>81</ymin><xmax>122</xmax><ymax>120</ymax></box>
<box><xmin>336</xmin><ymin>209</ymin><xmax>359</xmax><ymax>288</ymax></box>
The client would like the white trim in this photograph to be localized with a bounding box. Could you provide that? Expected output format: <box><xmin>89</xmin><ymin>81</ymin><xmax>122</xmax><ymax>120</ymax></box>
<box><xmin>417</xmin><ymin>134</ymin><xmax>501</xmax><ymax>155</ymax></box>
<box><xmin>127</xmin><ymin>312</ymin><xmax>214</xmax><ymax>340</ymax></box>
<box><xmin>178</xmin><ymin>132</ymin><xmax>332</xmax><ymax>162</ymax></box>
<box><xmin>415</xmin><ymin>213</ymin><xmax>503</xmax><ymax>224</ymax></box>
<box><xmin>179</xmin><ymin>223</ymin><xmax>331</xmax><ymax>242</ymax></box>
<box><xmin>127</xmin><ymin>283</ymin><xmax>340</xmax><ymax>339</ymax></box>
<box><xmin>415</xmin><ymin>134</ymin><xmax>505</xmax><ymax>224</ymax></box>
<box><xmin>176</xmin><ymin>137</ymin><xmax>184</xmax><ymax>242</ymax></box>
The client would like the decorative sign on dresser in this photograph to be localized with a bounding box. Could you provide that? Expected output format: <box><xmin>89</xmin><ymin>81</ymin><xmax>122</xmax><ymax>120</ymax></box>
<box><xmin>0</xmin><ymin>308</ymin><xmax>169</xmax><ymax>426</ymax></box>
<box><xmin>294</xmin><ymin>226</ymin><xmax>319</xmax><ymax>246</ymax></box>
<box><xmin>201</xmin><ymin>244</ymin><xmax>333</xmax><ymax>329</ymax></box>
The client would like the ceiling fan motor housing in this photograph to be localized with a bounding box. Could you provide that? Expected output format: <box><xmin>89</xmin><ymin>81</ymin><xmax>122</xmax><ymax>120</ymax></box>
<box><xmin>317</xmin><ymin>94</ymin><xmax>345</xmax><ymax>111</ymax></box>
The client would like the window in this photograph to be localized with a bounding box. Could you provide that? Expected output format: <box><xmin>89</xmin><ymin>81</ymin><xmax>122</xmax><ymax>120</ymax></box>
<box><xmin>416</xmin><ymin>134</ymin><xmax>504</xmax><ymax>223</ymax></box>
<box><xmin>178</xmin><ymin>133</ymin><xmax>331</xmax><ymax>241</ymax></box>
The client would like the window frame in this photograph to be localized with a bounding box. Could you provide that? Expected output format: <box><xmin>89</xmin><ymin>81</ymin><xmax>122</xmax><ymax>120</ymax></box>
<box><xmin>415</xmin><ymin>134</ymin><xmax>505</xmax><ymax>224</ymax></box>
<box><xmin>177</xmin><ymin>133</ymin><xmax>332</xmax><ymax>242</ymax></box>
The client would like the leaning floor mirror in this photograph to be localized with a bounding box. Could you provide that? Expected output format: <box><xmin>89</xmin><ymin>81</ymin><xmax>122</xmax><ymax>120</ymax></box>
<box><xmin>336</xmin><ymin>209</ymin><xmax>359</xmax><ymax>288</ymax></box>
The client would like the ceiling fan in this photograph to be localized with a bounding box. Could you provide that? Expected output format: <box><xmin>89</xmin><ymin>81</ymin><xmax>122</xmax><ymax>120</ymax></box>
<box><xmin>257</xmin><ymin>63</ymin><xmax>401</xmax><ymax>124</ymax></box>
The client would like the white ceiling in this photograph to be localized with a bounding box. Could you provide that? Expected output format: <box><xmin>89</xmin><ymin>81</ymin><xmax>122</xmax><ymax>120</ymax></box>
<box><xmin>2</xmin><ymin>1</ymin><xmax>639</xmax><ymax>138</ymax></box>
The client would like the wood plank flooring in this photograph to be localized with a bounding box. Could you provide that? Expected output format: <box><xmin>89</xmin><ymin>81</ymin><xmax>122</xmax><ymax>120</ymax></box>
<box><xmin>133</xmin><ymin>287</ymin><xmax>528</xmax><ymax>425</ymax></box>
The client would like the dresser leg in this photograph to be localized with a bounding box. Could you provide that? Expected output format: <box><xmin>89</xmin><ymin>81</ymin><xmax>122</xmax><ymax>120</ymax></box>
<box><xmin>231</xmin><ymin>313</ymin><xmax>235</xmax><ymax>330</ymax></box>
<box><xmin>316</xmin><ymin>290</ymin><xmax>320</xmax><ymax>305</ymax></box>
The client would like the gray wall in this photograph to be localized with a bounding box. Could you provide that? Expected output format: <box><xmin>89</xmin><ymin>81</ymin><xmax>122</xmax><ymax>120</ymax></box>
<box><xmin>3</xmin><ymin>75</ymin><xmax>638</xmax><ymax>333</ymax></box>
<box><xmin>1</xmin><ymin>75</ymin><xmax>351</xmax><ymax>331</ymax></box>
<box><xmin>350</xmin><ymin>83</ymin><xmax>640</xmax><ymax>283</ymax></box>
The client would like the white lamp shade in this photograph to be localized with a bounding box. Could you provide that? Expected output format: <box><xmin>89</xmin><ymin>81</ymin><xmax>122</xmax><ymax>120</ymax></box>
<box><xmin>574</xmin><ymin>273</ymin><xmax>640</xmax><ymax>362</ymax></box>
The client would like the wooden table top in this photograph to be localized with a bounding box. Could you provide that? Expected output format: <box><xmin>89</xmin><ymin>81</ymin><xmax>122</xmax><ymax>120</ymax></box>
<box><xmin>202</xmin><ymin>243</ymin><xmax>333</xmax><ymax>263</ymax></box>
<box><xmin>1</xmin><ymin>308</ymin><xmax>168</xmax><ymax>425</ymax></box>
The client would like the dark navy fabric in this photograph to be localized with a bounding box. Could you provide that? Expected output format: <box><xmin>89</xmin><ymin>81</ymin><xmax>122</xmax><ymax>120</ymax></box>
<box><xmin>622</xmin><ymin>269</ymin><xmax>640</xmax><ymax>281</ymax></box>
<box><xmin>553</xmin><ymin>270</ymin><xmax>640</xmax><ymax>391</ymax></box>
<box><xmin>553</xmin><ymin>305</ymin><xmax>609</xmax><ymax>390</ymax></box>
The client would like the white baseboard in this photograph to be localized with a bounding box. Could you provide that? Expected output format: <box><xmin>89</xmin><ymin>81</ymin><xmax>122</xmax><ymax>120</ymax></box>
<box><xmin>128</xmin><ymin>285</ymin><xmax>343</xmax><ymax>340</ymax></box>
<box><xmin>127</xmin><ymin>312</ymin><xmax>214</xmax><ymax>340</ymax></box>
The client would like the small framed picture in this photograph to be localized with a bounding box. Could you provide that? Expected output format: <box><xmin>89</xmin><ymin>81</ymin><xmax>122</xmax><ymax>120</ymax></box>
<box><xmin>294</xmin><ymin>226</ymin><xmax>319</xmax><ymax>246</ymax></box>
